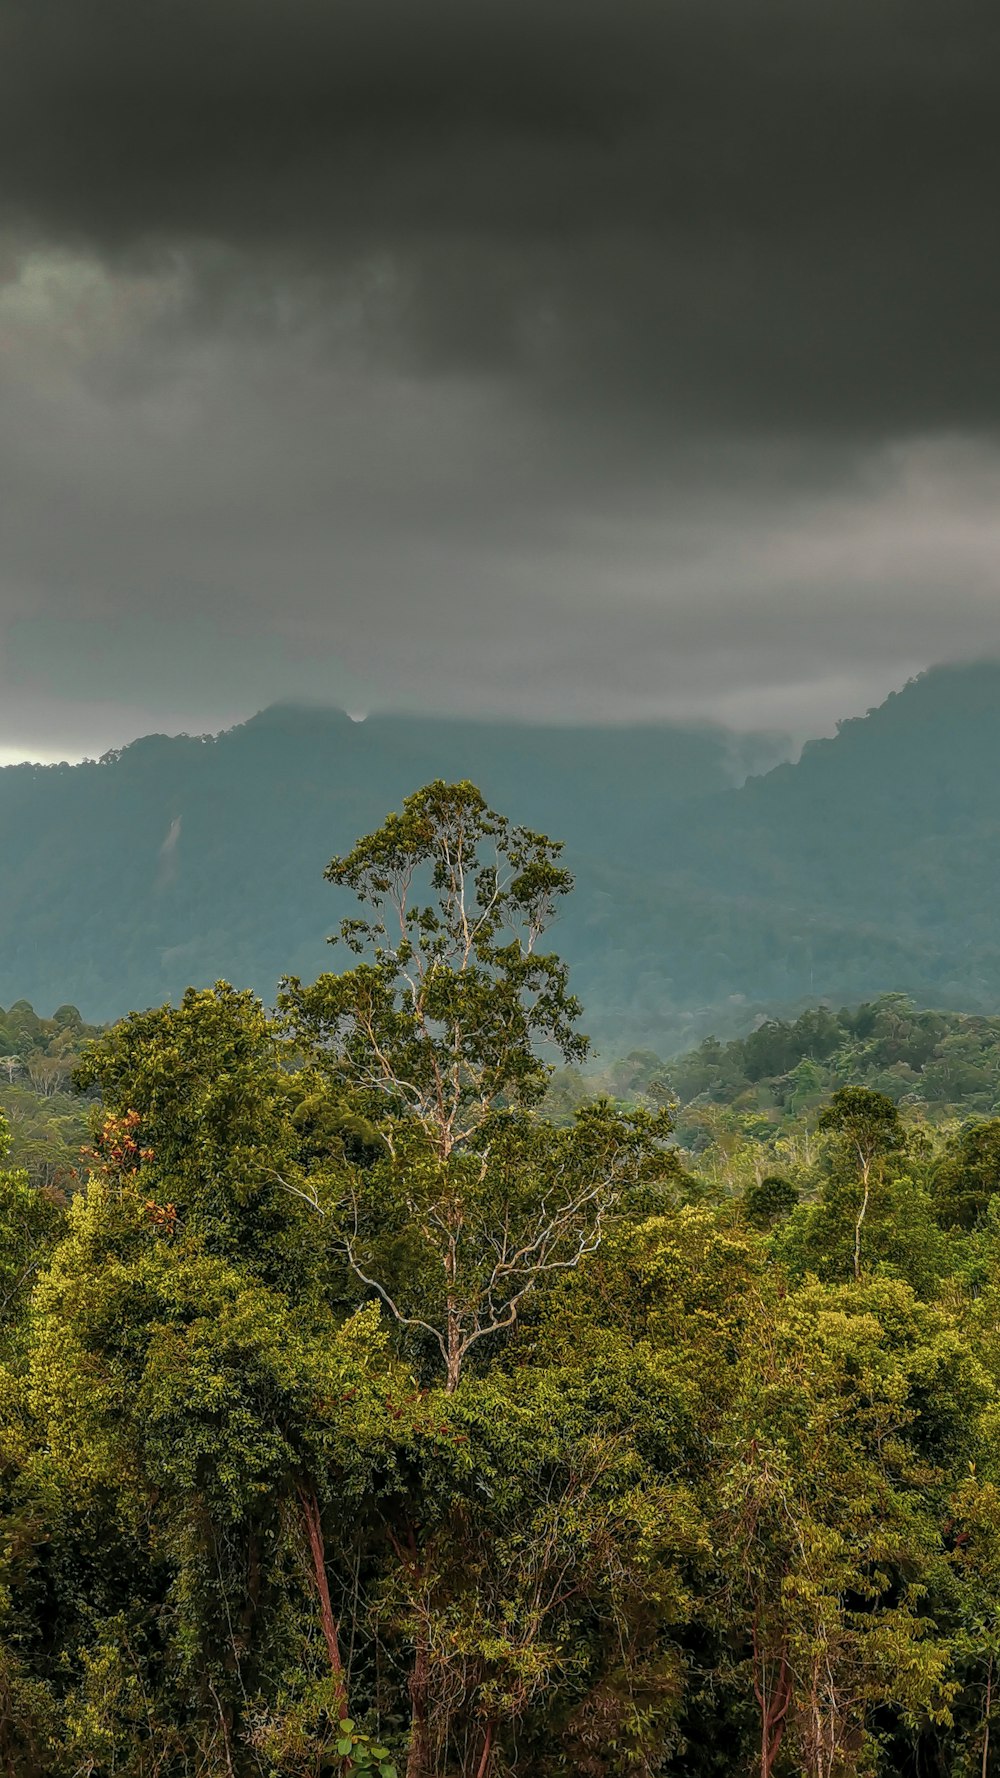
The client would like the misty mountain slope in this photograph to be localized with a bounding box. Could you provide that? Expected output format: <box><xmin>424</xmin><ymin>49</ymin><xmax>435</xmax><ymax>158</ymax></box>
<box><xmin>548</xmin><ymin>660</ymin><xmax>1000</xmax><ymax>1045</ymax></box>
<box><xmin>0</xmin><ymin>708</ymin><xmax>788</xmax><ymax>1034</ymax></box>
<box><xmin>4</xmin><ymin>663</ymin><xmax>1000</xmax><ymax>1049</ymax></box>
<box><xmin>667</xmin><ymin>662</ymin><xmax>1000</xmax><ymax>937</ymax></box>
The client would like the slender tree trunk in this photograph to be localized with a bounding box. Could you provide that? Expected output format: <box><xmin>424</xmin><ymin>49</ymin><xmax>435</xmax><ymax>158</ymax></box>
<box><xmin>298</xmin><ymin>1485</ymin><xmax>348</xmax><ymax>1719</ymax></box>
<box><xmin>764</xmin><ymin>1660</ymin><xmax>791</xmax><ymax>1778</ymax></box>
<box><xmin>853</xmin><ymin>1162</ymin><xmax>871</xmax><ymax>1282</ymax></box>
<box><xmin>983</xmin><ymin>1655</ymin><xmax>993</xmax><ymax>1778</ymax></box>
<box><xmin>445</xmin><ymin>1300</ymin><xmax>462</xmax><ymax>1393</ymax></box>
<box><xmin>474</xmin><ymin>1720</ymin><xmax>495</xmax><ymax>1778</ymax></box>
<box><xmin>405</xmin><ymin>1617</ymin><xmax>432</xmax><ymax>1778</ymax></box>
<box><xmin>811</xmin><ymin>1668</ymin><xmax>833</xmax><ymax>1778</ymax></box>
<box><xmin>753</xmin><ymin>1625</ymin><xmax>791</xmax><ymax>1778</ymax></box>
<box><xmin>241</xmin><ymin>1530</ymin><xmax>261</xmax><ymax>1644</ymax></box>
<box><xmin>208</xmin><ymin>1678</ymin><xmax>237</xmax><ymax>1778</ymax></box>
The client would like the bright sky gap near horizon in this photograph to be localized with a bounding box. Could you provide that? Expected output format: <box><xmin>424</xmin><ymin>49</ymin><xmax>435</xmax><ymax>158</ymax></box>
<box><xmin>3</xmin><ymin>0</ymin><xmax>1000</xmax><ymax>762</ymax></box>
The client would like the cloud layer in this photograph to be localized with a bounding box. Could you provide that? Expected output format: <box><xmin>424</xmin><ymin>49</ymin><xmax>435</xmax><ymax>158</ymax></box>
<box><xmin>2</xmin><ymin>0</ymin><xmax>999</xmax><ymax>756</ymax></box>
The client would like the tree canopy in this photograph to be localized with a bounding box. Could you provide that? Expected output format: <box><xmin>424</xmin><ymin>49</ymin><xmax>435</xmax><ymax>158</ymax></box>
<box><xmin>4</xmin><ymin>789</ymin><xmax>1000</xmax><ymax>1776</ymax></box>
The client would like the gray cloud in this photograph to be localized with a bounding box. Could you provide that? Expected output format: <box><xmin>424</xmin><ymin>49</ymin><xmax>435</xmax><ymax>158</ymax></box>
<box><xmin>1</xmin><ymin>0</ymin><xmax>999</xmax><ymax>757</ymax></box>
<box><xmin>4</xmin><ymin>0</ymin><xmax>1000</xmax><ymax>428</ymax></box>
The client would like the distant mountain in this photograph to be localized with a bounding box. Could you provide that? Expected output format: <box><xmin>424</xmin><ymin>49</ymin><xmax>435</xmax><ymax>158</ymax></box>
<box><xmin>0</xmin><ymin>707</ymin><xmax>789</xmax><ymax>1044</ymax></box>
<box><xmin>6</xmin><ymin>664</ymin><xmax>1000</xmax><ymax>1053</ymax></box>
<box><xmin>608</xmin><ymin>660</ymin><xmax>1000</xmax><ymax>1045</ymax></box>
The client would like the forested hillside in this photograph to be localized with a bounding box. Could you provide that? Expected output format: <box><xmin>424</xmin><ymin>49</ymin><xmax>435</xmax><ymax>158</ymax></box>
<box><xmin>668</xmin><ymin>995</ymin><xmax>1000</xmax><ymax>1122</ymax></box>
<box><xmin>7</xmin><ymin>786</ymin><xmax>1000</xmax><ymax>1777</ymax></box>
<box><xmin>5</xmin><ymin>660</ymin><xmax>1000</xmax><ymax>1048</ymax></box>
<box><xmin>570</xmin><ymin>994</ymin><xmax>1000</xmax><ymax>1127</ymax></box>
<box><xmin>563</xmin><ymin>993</ymin><xmax>1000</xmax><ymax>1203</ymax></box>
<box><xmin>0</xmin><ymin>706</ymin><xmax>787</xmax><ymax>1043</ymax></box>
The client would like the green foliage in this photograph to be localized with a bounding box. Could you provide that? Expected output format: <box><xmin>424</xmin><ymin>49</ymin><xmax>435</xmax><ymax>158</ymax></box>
<box><xmin>667</xmin><ymin>993</ymin><xmax>1000</xmax><ymax>1124</ymax></box>
<box><xmin>74</xmin><ymin>983</ymin><xmax>313</xmax><ymax>1284</ymax></box>
<box><xmin>11</xmin><ymin>787</ymin><xmax>1000</xmax><ymax>1776</ymax></box>
<box><xmin>249</xmin><ymin>1688</ymin><xmax>399</xmax><ymax>1775</ymax></box>
<box><xmin>743</xmin><ymin>1172</ymin><xmax>798</xmax><ymax>1228</ymax></box>
<box><xmin>933</xmin><ymin>1118</ymin><xmax>1000</xmax><ymax>1230</ymax></box>
<box><xmin>0</xmin><ymin>1108</ymin><xmax>66</xmax><ymax>1353</ymax></box>
<box><xmin>817</xmin><ymin>1082</ymin><xmax>906</xmax><ymax>1158</ymax></box>
<box><xmin>281</xmin><ymin>784</ymin><xmax>675</xmax><ymax>1392</ymax></box>
<box><xmin>716</xmin><ymin>1275</ymin><xmax>984</xmax><ymax>1775</ymax></box>
<box><xmin>281</xmin><ymin>778</ymin><xmax>587</xmax><ymax>1131</ymax></box>
<box><xmin>0</xmin><ymin>999</ymin><xmax>101</xmax><ymax>1188</ymax></box>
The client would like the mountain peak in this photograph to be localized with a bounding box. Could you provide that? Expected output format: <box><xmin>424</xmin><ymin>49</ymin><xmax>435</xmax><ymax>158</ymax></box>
<box><xmin>238</xmin><ymin>701</ymin><xmax>355</xmax><ymax>733</ymax></box>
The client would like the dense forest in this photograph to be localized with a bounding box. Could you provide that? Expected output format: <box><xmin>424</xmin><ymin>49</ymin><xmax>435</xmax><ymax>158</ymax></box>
<box><xmin>553</xmin><ymin>994</ymin><xmax>1000</xmax><ymax>1171</ymax></box>
<box><xmin>0</xmin><ymin>1000</ymin><xmax>100</xmax><ymax>1188</ymax></box>
<box><xmin>6</xmin><ymin>784</ymin><xmax>1000</xmax><ymax>1777</ymax></box>
<box><xmin>9</xmin><ymin>661</ymin><xmax>1000</xmax><ymax>1049</ymax></box>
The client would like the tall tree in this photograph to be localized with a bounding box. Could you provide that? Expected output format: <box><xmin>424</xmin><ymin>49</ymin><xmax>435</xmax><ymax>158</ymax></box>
<box><xmin>280</xmin><ymin>781</ymin><xmax>674</xmax><ymax>1391</ymax></box>
<box><xmin>817</xmin><ymin>1087</ymin><xmax>907</xmax><ymax>1280</ymax></box>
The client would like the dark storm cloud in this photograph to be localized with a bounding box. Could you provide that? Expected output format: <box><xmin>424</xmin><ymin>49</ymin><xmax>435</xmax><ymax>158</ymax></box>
<box><xmin>2</xmin><ymin>0</ymin><xmax>1000</xmax><ymax>759</ymax></box>
<box><xmin>4</xmin><ymin>0</ymin><xmax>1000</xmax><ymax>434</ymax></box>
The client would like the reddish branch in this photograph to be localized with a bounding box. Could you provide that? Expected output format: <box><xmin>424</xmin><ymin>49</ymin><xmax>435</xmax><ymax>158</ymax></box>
<box><xmin>752</xmin><ymin>1620</ymin><xmax>792</xmax><ymax>1778</ymax></box>
<box><xmin>474</xmin><ymin>1720</ymin><xmax>495</xmax><ymax>1778</ymax></box>
<box><xmin>298</xmin><ymin>1484</ymin><xmax>348</xmax><ymax>1719</ymax></box>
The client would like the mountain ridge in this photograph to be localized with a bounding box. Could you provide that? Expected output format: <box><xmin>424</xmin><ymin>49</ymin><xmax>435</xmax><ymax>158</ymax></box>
<box><xmin>4</xmin><ymin>661</ymin><xmax>1000</xmax><ymax>1051</ymax></box>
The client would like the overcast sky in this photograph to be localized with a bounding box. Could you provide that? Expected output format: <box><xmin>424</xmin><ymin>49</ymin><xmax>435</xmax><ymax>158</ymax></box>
<box><xmin>2</xmin><ymin>0</ymin><xmax>1000</xmax><ymax>761</ymax></box>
